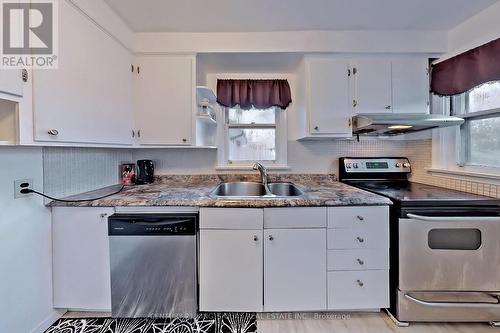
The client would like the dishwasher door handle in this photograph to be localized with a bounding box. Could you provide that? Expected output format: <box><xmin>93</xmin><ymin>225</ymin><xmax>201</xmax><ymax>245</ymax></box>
<box><xmin>131</xmin><ymin>219</ymin><xmax>193</xmax><ymax>226</ymax></box>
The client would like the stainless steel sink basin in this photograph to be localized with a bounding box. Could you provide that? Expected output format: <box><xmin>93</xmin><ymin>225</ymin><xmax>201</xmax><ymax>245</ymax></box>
<box><xmin>211</xmin><ymin>182</ymin><xmax>304</xmax><ymax>198</ymax></box>
<box><xmin>267</xmin><ymin>182</ymin><xmax>304</xmax><ymax>197</ymax></box>
<box><xmin>211</xmin><ymin>182</ymin><xmax>267</xmax><ymax>197</ymax></box>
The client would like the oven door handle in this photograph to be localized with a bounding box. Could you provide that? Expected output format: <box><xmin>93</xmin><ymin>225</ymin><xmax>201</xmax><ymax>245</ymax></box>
<box><xmin>406</xmin><ymin>213</ymin><xmax>500</xmax><ymax>223</ymax></box>
<box><xmin>404</xmin><ymin>294</ymin><xmax>500</xmax><ymax>308</ymax></box>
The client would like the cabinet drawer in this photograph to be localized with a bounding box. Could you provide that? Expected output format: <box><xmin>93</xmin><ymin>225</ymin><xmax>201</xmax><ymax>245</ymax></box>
<box><xmin>327</xmin><ymin>227</ymin><xmax>387</xmax><ymax>249</ymax></box>
<box><xmin>327</xmin><ymin>249</ymin><xmax>388</xmax><ymax>271</ymax></box>
<box><xmin>200</xmin><ymin>208</ymin><xmax>263</xmax><ymax>230</ymax></box>
<box><xmin>264</xmin><ymin>208</ymin><xmax>326</xmax><ymax>229</ymax></box>
<box><xmin>328</xmin><ymin>206</ymin><xmax>388</xmax><ymax>229</ymax></box>
<box><xmin>328</xmin><ymin>270</ymin><xmax>389</xmax><ymax>310</ymax></box>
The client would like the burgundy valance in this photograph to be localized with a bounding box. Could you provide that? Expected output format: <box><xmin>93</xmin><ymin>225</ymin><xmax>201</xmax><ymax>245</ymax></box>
<box><xmin>217</xmin><ymin>79</ymin><xmax>292</xmax><ymax>110</ymax></box>
<box><xmin>431</xmin><ymin>38</ymin><xmax>500</xmax><ymax>96</ymax></box>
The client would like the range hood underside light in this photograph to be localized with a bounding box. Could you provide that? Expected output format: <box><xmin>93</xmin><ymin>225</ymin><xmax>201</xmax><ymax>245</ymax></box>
<box><xmin>352</xmin><ymin>114</ymin><xmax>465</xmax><ymax>136</ymax></box>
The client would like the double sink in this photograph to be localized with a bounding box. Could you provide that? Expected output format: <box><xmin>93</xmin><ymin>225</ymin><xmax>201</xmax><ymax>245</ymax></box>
<box><xmin>212</xmin><ymin>182</ymin><xmax>304</xmax><ymax>199</ymax></box>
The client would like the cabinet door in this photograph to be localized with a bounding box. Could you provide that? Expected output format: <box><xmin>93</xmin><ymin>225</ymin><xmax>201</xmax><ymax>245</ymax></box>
<box><xmin>352</xmin><ymin>59</ymin><xmax>392</xmax><ymax>114</ymax></box>
<box><xmin>307</xmin><ymin>58</ymin><xmax>352</xmax><ymax>136</ymax></box>
<box><xmin>134</xmin><ymin>55</ymin><xmax>194</xmax><ymax>145</ymax></box>
<box><xmin>52</xmin><ymin>207</ymin><xmax>114</xmax><ymax>310</ymax></box>
<box><xmin>392</xmin><ymin>57</ymin><xmax>430</xmax><ymax>114</ymax></box>
<box><xmin>0</xmin><ymin>69</ymin><xmax>23</xmax><ymax>97</ymax></box>
<box><xmin>199</xmin><ymin>229</ymin><xmax>263</xmax><ymax>312</ymax></box>
<box><xmin>33</xmin><ymin>0</ymin><xmax>133</xmax><ymax>144</ymax></box>
<box><xmin>264</xmin><ymin>229</ymin><xmax>327</xmax><ymax>311</ymax></box>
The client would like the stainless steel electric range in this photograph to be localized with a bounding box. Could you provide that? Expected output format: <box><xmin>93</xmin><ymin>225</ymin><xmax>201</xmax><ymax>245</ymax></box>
<box><xmin>339</xmin><ymin>157</ymin><xmax>500</xmax><ymax>327</ymax></box>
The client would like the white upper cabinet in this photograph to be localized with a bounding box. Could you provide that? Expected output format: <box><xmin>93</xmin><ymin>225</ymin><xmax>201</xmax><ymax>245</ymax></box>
<box><xmin>32</xmin><ymin>0</ymin><xmax>134</xmax><ymax>145</ymax></box>
<box><xmin>0</xmin><ymin>69</ymin><xmax>24</xmax><ymax>97</ymax></box>
<box><xmin>351</xmin><ymin>58</ymin><xmax>392</xmax><ymax>114</ymax></box>
<box><xmin>295</xmin><ymin>56</ymin><xmax>352</xmax><ymax>139</ymax></box>
<box><xmin>351</xmin><ymin>57</ymin><xmax>430</xmax><ymax>115</ymax></box>
<box><xmin>134</xmin><ymin>55</ymin><xmax>195</xmax><ymax>146</ymax></box>
<box><xmin>392</xmin><ymin>57</ymin><xmax>430</xmax><ymax>114</ymax></box>
<box><xmin>308</xmin><ymin>58</ymin><xmax>352</xmax><ymax>136</ymax></box>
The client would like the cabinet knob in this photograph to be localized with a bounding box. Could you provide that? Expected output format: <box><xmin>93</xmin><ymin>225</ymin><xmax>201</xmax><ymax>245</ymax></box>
<box><xmin>182</xmin><ymin>138</ymin><xmax>187</xmax><ymax>143</ymax></box>
<box><xmin>356</xmin><ymin>236</ymin><xmax>365</xmax><ymax>243</ymax></box>
<box><xmin>132</xmin><ymin>130</ymin><xmax>135</xmax><ymax>138</ymax></box>
<box><xmin>314</xmin><ymin>126</ymin><xmax>319</xmax><ymax>131</ymax></box>
<box><xmin>137</xmin><ymin>130</ymin><xmax>141</xmax><ymax>138</ymax></box>
<box><xmin>356</xmin><ymin>258</ymin><xmax>364</xmax><ymax>265</ymax></box>
<box><xmin>385</xmin><ymin>105</ymin><xmax>391</xmax><ymax>110</ymax></box>
<box><xmin>356</xmin><ymin>215</ymin><xmax>364</xmax><ymax>221</ymax></box>
<box><xmin>22</xmin><ymin>69</ymin><xmax>28</xmax><ymax>82</ymax></box>
<box><xmin>99</xmin><ymin>213</ymin><xmax>108</xmax><ymax>219</ymax></box>
<box><xmin>268</xmin><ymin>235</ymin><xmax>274</xmax><ymax>241</ymax></box>
<box><xmin>253</xmin><ymin>235</ymin><xmax>259</xmax><ymax>242</ymax></box>
<box><xmin>353</xmin><ymin>100</ymin><xmax>357</xmax><ymax>107</ymax></box>
<box><xmin>47</xmin><ymin>129</ymin><xmax>59</xmax><ymax>136</ymax></box>
<box><xmin>356</xmin><ymin>279</ymin><xmax>364</xmax><ymax>287</ymax></box>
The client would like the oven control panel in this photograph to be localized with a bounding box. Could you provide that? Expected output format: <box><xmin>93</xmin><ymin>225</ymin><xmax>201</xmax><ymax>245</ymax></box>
<box><xmin>341</xmin><ymin>157</ymin><xmax>411</xmax><ymax>173</ymax></box>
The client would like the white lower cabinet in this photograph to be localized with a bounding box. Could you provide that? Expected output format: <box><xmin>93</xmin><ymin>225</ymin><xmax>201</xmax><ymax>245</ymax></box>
<box><xmin>199</xmin><ymin>229</ymin><xmax>263</xmax><ymax>312</ymax></box>
<box><xmin>327</xmin><ymin>206</ymin><xmax>390</xmax><ymax>310</ymax></box>
<box><xmin>328</xmin><ymin>270</ymin><xmax>389</xmax><ymax>309</ymax></box>
<box><xmin>199</xmin><ymin>206</ymin><xmax>389</xmax><ymax>312</ymax></box>
<box><xmin>52</xmin><ymin>207</ymin><xmax>114</xmax><ymax>310</ymax></box>
<box><xmin>264</xmin><ymin>229</ymin><xmax>326</xmax><ymax>311</ymax></box>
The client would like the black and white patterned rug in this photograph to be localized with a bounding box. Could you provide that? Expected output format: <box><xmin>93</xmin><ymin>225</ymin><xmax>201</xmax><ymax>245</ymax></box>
<box><xmin>45</xmin><ymin>313</ymin><xmax>257</xmax><ymax>333</ymax></box>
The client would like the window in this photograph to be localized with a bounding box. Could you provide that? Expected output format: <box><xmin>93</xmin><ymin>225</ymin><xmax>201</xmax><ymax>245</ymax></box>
<box><xmin>453</xmin><ymin>81</ymin><xmax>500</xmax><ymax>168</ymax></box>
<box><xmin>218</xmin><ymin>106</ymin><xmax>287</xmax><ymax>168</ymax></box>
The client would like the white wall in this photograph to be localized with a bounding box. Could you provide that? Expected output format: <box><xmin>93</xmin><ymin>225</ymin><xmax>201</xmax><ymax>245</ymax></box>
<box><xmin>443</xmin><ymin>1</ymin><xmax>500</xmax><ymax>60</ymax></box>
<box><xmin>0</xmin><ymin>147</ymin><xmax>61</xmax><ymax>333</ymax></box>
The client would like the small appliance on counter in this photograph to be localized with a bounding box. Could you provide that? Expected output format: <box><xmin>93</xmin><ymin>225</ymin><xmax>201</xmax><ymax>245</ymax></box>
<box><xmin>136</xmin><ymin>160</ymin><xmax>154</xmax><ymax>184</ymax></box>
<box><xmin>120</xmin><ymin>163</ymin><xmax>136</xmax><ymax>185</ymax></box>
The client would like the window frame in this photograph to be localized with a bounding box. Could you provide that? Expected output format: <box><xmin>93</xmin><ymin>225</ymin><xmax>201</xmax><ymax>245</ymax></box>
<box><xmin>217</xmin><ymin>106</ymin><xmax>288</xmax><ymax>169</ymax></box>
<box><xmin>431</xmin><ymin>83</ymin><xmax>500</xmax><ymax>182</ymax></box>
<box><xmin>453</xmin><ymin>88</ymin><xmax>500</xmax><ymax>168</ymax></box>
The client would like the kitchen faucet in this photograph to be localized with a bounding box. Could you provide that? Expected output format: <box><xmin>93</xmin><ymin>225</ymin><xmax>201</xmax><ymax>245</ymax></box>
<box><xmin>253</xmin><ymin>162</ymin><xmax>268</xmax><ymax>188</ymax></box>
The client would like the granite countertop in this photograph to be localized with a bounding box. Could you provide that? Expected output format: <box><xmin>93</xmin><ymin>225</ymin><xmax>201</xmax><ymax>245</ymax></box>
<box><xmin>48</xmin><ymin>174</ymin><xmax>392</xmax><ymax>208</ymax></box>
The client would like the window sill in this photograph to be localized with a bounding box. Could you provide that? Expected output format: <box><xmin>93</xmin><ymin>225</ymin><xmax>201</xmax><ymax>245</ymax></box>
<box><xmin>215</xmin><ymin>165</ymin><xmax>291</xmax><ymax>171</ymax></box>
<box><xmin>426</xmin><ymin>168</ymin><xmax>500</xmax><ymax>185</ymax></box>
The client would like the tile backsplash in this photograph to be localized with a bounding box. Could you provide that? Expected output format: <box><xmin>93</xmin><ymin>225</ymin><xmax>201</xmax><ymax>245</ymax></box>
<box><xmin>43</xmin><ymin>147</ymin><xmax>132</xmax><ymax>197</ymax></box>
<box><xmin>406</xmin><ymin>139</ymin><xmax>500</xmax><ymax>199</ymax></box>
<box><xmin>42</xmin><ymin>139</ymin><xmax>500</xmax><ymax>199</ymax></box>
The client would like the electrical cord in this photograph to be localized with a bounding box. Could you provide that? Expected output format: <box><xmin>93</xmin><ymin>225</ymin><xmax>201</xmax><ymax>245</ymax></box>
<box><xmin>20</xmin><ymin>185</ymin><xmax>125</xmax><ymax>203</ymax></box>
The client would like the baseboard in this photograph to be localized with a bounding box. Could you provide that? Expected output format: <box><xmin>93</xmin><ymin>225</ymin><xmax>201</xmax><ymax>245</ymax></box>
<box><xmin>30</xmin><ymin>309</ymin><xmax>66</xmax><ymax>333</ymax></box>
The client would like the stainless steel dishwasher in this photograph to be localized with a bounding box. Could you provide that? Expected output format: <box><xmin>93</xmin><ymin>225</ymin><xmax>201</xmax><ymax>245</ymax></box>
<box><xmin>108</xmin><ymin>213</ymin><xmax>198</xmax><ymax>318</ymax></box>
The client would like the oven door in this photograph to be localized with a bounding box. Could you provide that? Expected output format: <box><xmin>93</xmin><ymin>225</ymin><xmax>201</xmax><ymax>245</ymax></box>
<box><xmin>399</xmin><ymin>212</ymin><xmax>500</xmax><ymax>292</ymax></box>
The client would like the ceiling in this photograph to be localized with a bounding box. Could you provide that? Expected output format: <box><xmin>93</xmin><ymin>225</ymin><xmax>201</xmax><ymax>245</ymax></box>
<box><xmin>104</xmin><ymin>0</ymin><xmax>498</xmax><ymax>33</ymax></box>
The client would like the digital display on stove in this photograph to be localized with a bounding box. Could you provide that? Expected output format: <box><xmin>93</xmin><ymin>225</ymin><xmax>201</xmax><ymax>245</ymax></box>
<box><xmin>366</xmin><ymin>162</ymin><xmax>389</xmax><ymax>169</ymax></box>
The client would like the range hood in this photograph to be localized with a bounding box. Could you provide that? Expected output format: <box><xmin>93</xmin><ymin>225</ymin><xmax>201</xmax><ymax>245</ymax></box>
<box><xmin>352</xmin><ymin>113</ymin><xmax>464</xmax><ymax>136</ymax></box>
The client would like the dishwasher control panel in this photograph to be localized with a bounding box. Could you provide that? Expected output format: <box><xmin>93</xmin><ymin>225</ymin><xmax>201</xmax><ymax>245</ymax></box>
<box><xmin>108</xmin><ymin>213</ymin><xmax>198</xmax><ymax>236</ymax></box>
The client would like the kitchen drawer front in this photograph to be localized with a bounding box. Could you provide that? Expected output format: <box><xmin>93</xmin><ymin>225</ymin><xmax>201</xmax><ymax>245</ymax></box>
<box><xmin>327</xmin><ymin>227</ymin><xmax>388</xmax><ymax>249</ymax></box>
<box><xmin>200</xmin><ymin>208</ymin><xmax>263</xmax><ymax>230</ymax></box>
<box><xmin>264</xmin><ymin>207</ymin><xmax>327</xmax><ymax>229</ymax></box>
<box><xmin>328</xmin><ymin>206</ymin><xmax>388</xmax><ymax>229</ymax></box>
<box><xmin>328</xmin><ymin>270</ymin><xmax>389</xmax><ymax>310</ymax></box>
<box><xmin>327</xmin><ymin>249</ymin><xmax>388</xmax><ymax>271</ymax></box>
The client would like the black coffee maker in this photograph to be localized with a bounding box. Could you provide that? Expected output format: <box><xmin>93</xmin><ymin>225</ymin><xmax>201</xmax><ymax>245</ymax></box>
<box><xmin>136</xmin><ymin>160</ymin><xmax>154</xmax><ymax>184</ymax></box>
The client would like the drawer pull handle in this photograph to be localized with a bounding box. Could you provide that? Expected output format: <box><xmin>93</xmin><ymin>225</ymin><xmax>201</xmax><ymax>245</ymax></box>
<box><xmin>253</xmin><ymin>235</ymin><xmax>259</xmax><ymax>242</ymax></box>
<box><xmin>268</xmin><ymin>235</ymin><xmax>274</xmax><ymax>241</ymax></box>
<box><xmin>356</xmin><ymin>236</ymin><xmax>365</xmax><ymax>243</ymax></box>
<box><xmin>356</xmin><ymin>279</ymin><xmax>364</xmax><ymax>287</ymax></box>
<box><xmin>356</xmin><ymin>215</ymin><xmax>364</xmax><ymax>221</ymax></box>
<box><xmin>356</xmin><ymin>258</ymin><xmax>364</xmax><ymax>265</ymax></box>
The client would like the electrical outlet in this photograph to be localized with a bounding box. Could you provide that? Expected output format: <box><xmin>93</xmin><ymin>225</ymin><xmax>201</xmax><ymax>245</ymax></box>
<box><xmin>14</xmin><ymin>178</ymin><xmax>33</xmax><ymax>199</ymax></box>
